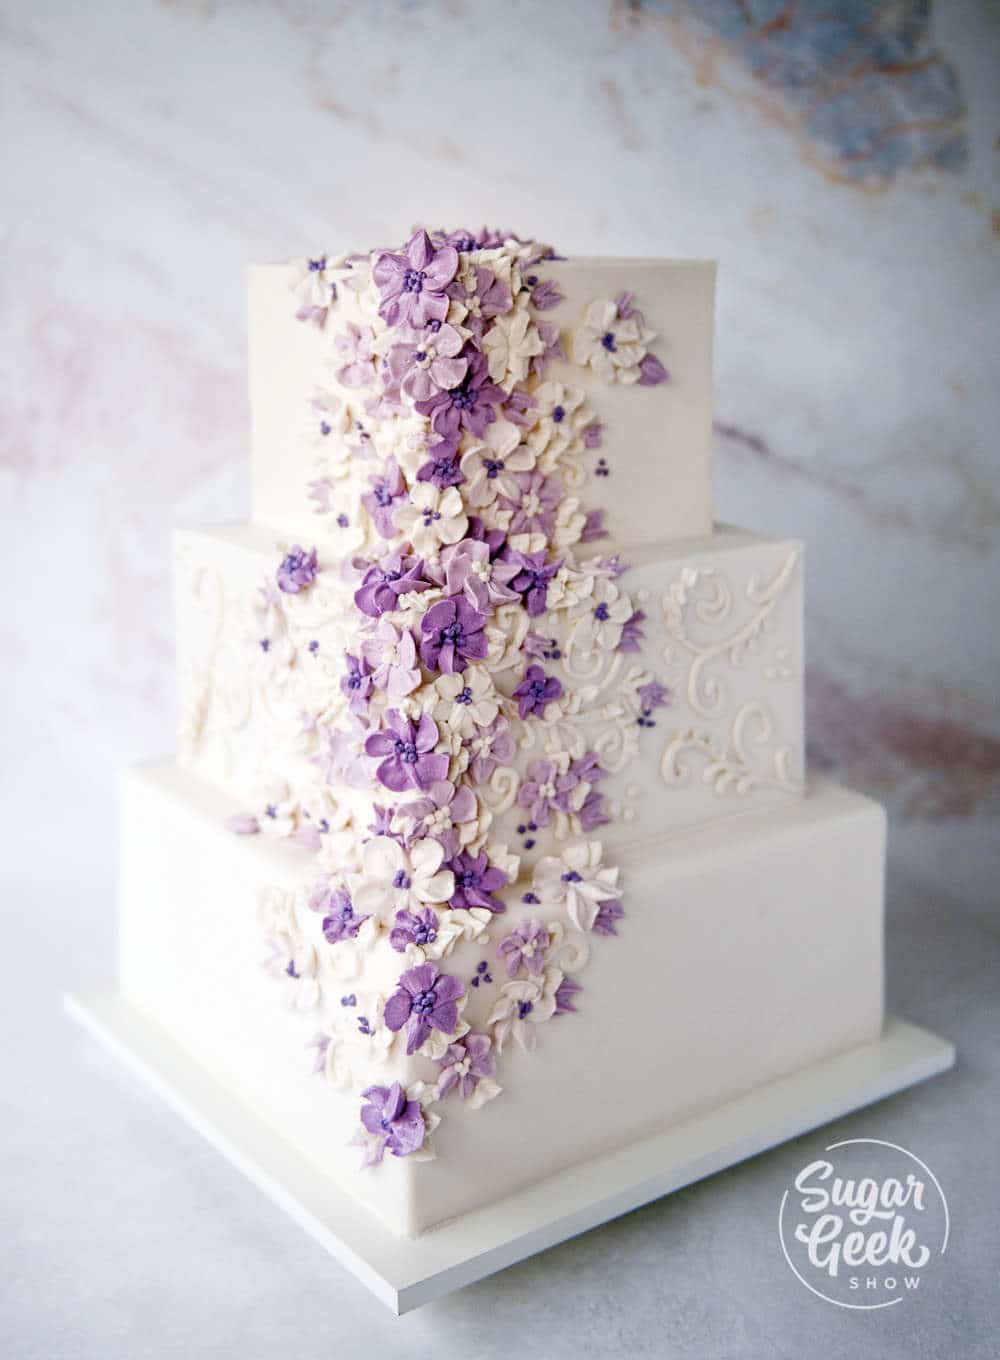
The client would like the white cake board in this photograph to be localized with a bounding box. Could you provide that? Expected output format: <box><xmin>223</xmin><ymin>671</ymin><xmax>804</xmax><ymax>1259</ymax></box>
<box><xmin>64</xmin><ymin>993</ymin><xmax>954</xmax><ymax>1314</ymax></box>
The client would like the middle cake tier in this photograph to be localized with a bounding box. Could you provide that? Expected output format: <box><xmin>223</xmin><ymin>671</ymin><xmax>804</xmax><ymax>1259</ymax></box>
<box><xmin>176</xmin><ymin>522</ymin><xmax>805</xmax><ymax>864</ymax></box>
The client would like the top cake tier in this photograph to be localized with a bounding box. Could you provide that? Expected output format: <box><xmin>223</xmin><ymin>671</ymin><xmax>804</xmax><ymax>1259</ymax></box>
<box><xmin>249</xmin><ymin>238</ymin><xmax>715</xmax><ymax>553</ymax></box>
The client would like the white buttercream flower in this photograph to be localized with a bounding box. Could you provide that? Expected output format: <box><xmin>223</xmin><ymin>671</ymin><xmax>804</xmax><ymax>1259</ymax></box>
<box><xmin>350</xmin><ymin>836</ymin><xmax>455</xmax><ymax>920</ymax></box>
<box><xmin>460</xmin><ymin>420</ymin><xmax>536</xmax><ymax>506</ymax></box>
<box><xmin>488</xmin><ymin>967</ymin><xmax>563</xmax><ymax>1053</ymax></box>
<box><xmin>527</xmin><ymin>382</ymin><xmax>594</xmax><ymax>464</ymax></box>
<box><xmin>569</xmin><ymin>577</ymin><xmax>634</xmax><ymax>650</ymax></box>
<box><xmin>430</xmin><ymin>667</ymin><xmax>501</xmax><ymax>739</ymax></box>
<box><xmin>532</xmin><ymin>841</ymin><xmax>620</xmax><ymax>931</ymax></box>
<box><xmin>394</xmin><ymin>483</ymin><xmax>468</xmax><ymax>556</ymax></box>
<box><xmin>572</xmin><ymin>298</ymin><xmax>654</xmax><ymax>384</ymax></box>
<box><xmin>482</xmin><ymin>305</ymin><xmax>544</xmax><ymax>388</ymax></box>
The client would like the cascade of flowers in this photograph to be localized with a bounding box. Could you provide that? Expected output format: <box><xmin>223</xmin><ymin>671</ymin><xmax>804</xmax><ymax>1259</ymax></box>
<box><xmin>252</xmin><ymin>227</ymin><xmax>670</xmax><ymax>1167</ymax></box>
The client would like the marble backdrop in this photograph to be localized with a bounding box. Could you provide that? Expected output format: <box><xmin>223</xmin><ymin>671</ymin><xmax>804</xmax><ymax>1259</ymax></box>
<box><xmin>3</xmin><ymin>0</ymin><xmax>998</xmax><ymax>879</ymax></box>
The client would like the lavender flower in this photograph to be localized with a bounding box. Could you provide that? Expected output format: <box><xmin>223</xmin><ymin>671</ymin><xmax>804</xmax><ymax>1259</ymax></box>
<box><xmin>334</xmin><ymin>322</ymin><xmax>376</xmax><ymax>388</ymax></box>
<box><xmin>354</xmin><ymin>553</ymin><xmax>431</xmax><ymax>618</ymax></box>
<box><xmin>276</xmin><ymin>545</ymin><xmax>318</xmax><ymax>595</ymax></box>
<box><xmin>397</xmin><ymin>779</ymin><xmax>478</xmax><ymax>857</ymax></box>
<box><xmin>446</xmin><ymin>849</ymin><xmax>508</xmax><ymax>914</ymax></box>
<box><xmin>468</xmin><ymin>715</ymin><xmax>516</xmax><ymax>783</ymax></box>
<box><xmin>638</xmin><ymin>680</ymin><xmax>671</xmax><ymax>710</ymax></box>
<box><xmin>389</xmin><ymin>906</ymin><xmax>441</xmax><ymax>953</ymax></box>
<box><xmin>415</xmin><ymin>346</ymin><xmax>504</xmax><ymax>441</ymax></box>
<box><xmin>364</xmin><ymin>710</ymin><xmax>449</xmax><ymax>793</ymax></box>
<box><xmin>436</xmin><ymin>1034</ymin><xmax>497</xmax><ymax>1101</ymax></box>
<box><xmin>529</xmin><ymin>277</ymin><xmax>564</xmax><ymax>311</ymax></box>
<box><xmin>372</xmin><ymin>229</ymin><xmax>458</xmax><ymax>329</ymax></box>
<box><xmin>517</xmin><ymin>759</ymin><xmax>574</xmax><ymax>827</ymax></box>
<box><xmin>385</xmin><ymin>323</ymin><xmax>467</xmax><ymax>402</ymax></box>
<box><xmin>362</xmin><ymin>459</ymin><xmax>407</xmax><ymax>539</ymax></box>
<box><xmin>441</xmin><ymin>538</ymin><xmax>519</xmax><ymax>612</ymax></box>
<box><xmin>497</xmin><ymin>919</ymin><xmax>550</xmax><ymax>978</ymax></box>
<box><xmin>508</xmin><ymin>550</ymin><xmax>561</xmax><ymax>617</ymax></box>
<box><xmin>383</xmin><ymin>962</ymin><xmax>465</xmax><ymax>1055</ymax></box>
<box><xmin>502</xmin><ymin>470</ymin><xmax>563</xmax><ymax>537</ymax></box>
<box><xmin>419</xmin><ymin>597</ymin><xmax>489</xmax><ymax>674</ymax></box>
<box><xmin>553</xmin><ymin>976</ymin><xmax>582</xmax><ymax>1016</ymax></box>
<box><xmin>447</xmin><ymin>265</ymin><xmax>512</xmax><ymax>336</ymax></box>
<box><xmin>340</xmin><ymin>652</ymin><xmax>374</xmax><ymax>714</ymax></box>
<box><xmin>359</xmin><ymin>1082</ymin><xmax>427</xmax><ymax>1164</ymax></box>
<box><xmin>416</xmin><ymin>446</ymin><xmax>464</xmax><ymax>489</ymax></box>
<box><xmin>311</xmin><ymin>885</ymin><xmax>371</xmax><ymax>944</ymax></box>
<box><xmin>593</xmin><ymin>898</ymin><xmax>625</xmax><ymax>937</ymax></box>
<box><xmin>618</xmin><ymin>608</ymin><xmax>647</xmax><ymax>653</ymax></box>
<box><xmin>639</xmin><ymin>352</ymin><xmax>669</xmax><ymax>386</ymax></box>
<box><xmin>512</xmin><ymin>664</ymin><xmax>563</xmax><ymax>719</ymax></box>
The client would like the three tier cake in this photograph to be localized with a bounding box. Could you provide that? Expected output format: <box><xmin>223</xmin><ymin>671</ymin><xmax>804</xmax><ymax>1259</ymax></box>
<box><xmin>119</xmin><ymin>229</ymin><xmax>886</xmax><ymax>1237</ymax></box>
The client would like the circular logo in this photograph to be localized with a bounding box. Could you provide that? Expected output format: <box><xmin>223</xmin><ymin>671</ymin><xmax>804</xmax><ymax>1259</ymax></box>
<box><xmin>777</xmin><ymin>1138</ymin><xmax>949</xmax><ymax>1309</ymax></box>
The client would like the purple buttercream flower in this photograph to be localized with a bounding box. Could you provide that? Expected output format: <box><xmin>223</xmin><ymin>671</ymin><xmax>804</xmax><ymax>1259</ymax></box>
<box><xmin>359</xmin><ymin>1082</ymin><xmax>426</xmax><ymax>1164</ymax></box>
<box><xmin>368</xmin><ymin>803</ymin><xmax>398</xmax><ymax>838</ymax></box>
<box><xmin>372</xmin><ymin>229</ymin><xmax>458</xmax><ymax>329</ymax></box>
<box><xmin>529</xmin><ymin>319</ymin><xmax>566</xmax><ymax>378</ymax></box>
<box><xmin>580</xmin><ymin>508</ymin><xmax>609</xmax><ymax>542</ymax></box>
<box><xmin>638</xmin><ymin>680</ymin><xmax>671</xmax><ymax>710</ymax></box>
<box><xmin>468</xmin><ymin>715</ymin><xmax>516</xmax><ymax>784</ymax></box>
<box><xmin>416</xmin><ymin>448</ymin><xmax>464</xmax><ymax>489</ymax></box>
<box><xmin>398</xmin><ymin>779</ymin><xmax>477</xmax><ymax>856</ymax></box>
<box><xmin>553</xmin><ymin>976</ymin><xmax>582</xmax><ymax>1016</ymax></box>
<box><xmin>363</xmin><ymin>618</ymin><xmax>421</xmax><ymax>701</ymax></box>
<box><xmin>464</xmin><ymin>516</ymin><xmax>508</xmax><ymax>557</ymax></box>
<box><xmin>497</xmin><ymin>919</ymin><xmax>551</xmax><ymax>978</ymax></box>
<box><xmin>512</xmin><ymin>664</ymin><xmax>563</xmax><ymax>719</ymax></box>
<box><xmin>311</xmin><ymin>884</ymin><xmax>371</xmax><ymax>944</ymax></box>
<box><xmin>441</xmin><ymin>538</ymin><xmax>519</xmax><ymax>612</ymax></box>
<box><xmin>618</xmin><ymin>609</ymin><xmax>647</xmax><ymax>653</ymax></box>
<box><xmin>334</xmin><ymin>322</ymin><xmax>376</xmax><ymax>388</ymax></box>
<box><xmin>436</xmin><ymin>1033</ymin><xmax>496</xmax><ymax>1101</ymax></box>
<box><xmin>340</xmin><ymin>652</ymin><xmax>374</xmax><ymax>714</ymax></box>
<box><xmin>354</xmin><ymin>552</ymin><xmax>431</xmax><ymax>618</ymax></box>
<box><xmin>362</xmin><ymin>459</ymin><xmax>407</xmax><ymax>539</ymax></box>
<box><xmin>446</xmin><ymin>849</ymin><xmax>507</xmax><ymax>914</ymax></box>
<box><xmin>419</xmin><ymin>597</ymin><xmax>488</xmax><ymax>674</ymax></box>
<box><xmin>383</xmin><ymin>962</ymin><xmax>465</xmax><ymax>1055</ymax></box>
<box><xmin>415</xmin><ymin>346</ymin><xmax>504</xmax><ymax>441</ymax></box>
<box><xmin>447</xmin><ymin>265</ymin><xmax>512</xmax><ymax>336</ymax></box>
<box><xmin>576</xmin><ymin>789</ymin><xmax>610</xmax><ymax>831</ymax></box>
<box><xmin>389</xmin><ymin>906</ymin><xmax>441</xmax><ymax>953</ymax></box>
<box><xmin>502</xmin><ymin>387</ymin><xmax>536</xmax><ymax>428</ymax></box>
<box><xmin>518</xmin><ymin>759</ymin><xmax>574</xmax><ymax>827</ymax></box>
<box><xmin>529</xmin><ymin>278</ymin><xmax>564</xmax><ymax>311</ymax></box>
<box><xmin>593</xmin><ymin>898</ymin><xmax>625</xmax><ymax>937</ymax></box>
<box><xmin>386</xmin><ymin>322</ymin><xmax>467</xmax><ymax>402</ymax></box>
<box><xmin>639</xmin><ymin>352</ymin><xmax>669</xmax><ymax>386</ymax></box>
<box><xmin>502</xmin><ymin>470</ymin><xmax>563</xmax><ymax>537</ymax></box>
<box><xmin>582</xmin><ymin>422</ymin><xmax>603</xmax><ymax>449</ymax></box>
<box><xmin>508</xmin><ymin>550</ymin><xmax>561</xmax><ymax>617</ymax></box>
<box><xmin>276</xmin><ymin>545</ymin><xmax>318</xmax><ymax>595</ymax></box>
<box><xmin>364</xmin><ymin>710</ymin><xmax>449</xmax><ymax>793</ymax></box>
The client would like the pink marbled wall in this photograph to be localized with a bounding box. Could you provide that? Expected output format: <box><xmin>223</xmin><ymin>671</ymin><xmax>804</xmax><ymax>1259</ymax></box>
<box><xmin>2</xmin><ymin>0</ymin><xmax>998</xmax><ymax>875</ymax></box>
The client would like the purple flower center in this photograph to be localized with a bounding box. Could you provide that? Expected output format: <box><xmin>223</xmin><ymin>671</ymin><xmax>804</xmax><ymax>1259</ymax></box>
<box><xmin>393</xmin><ymin>870</ymin><xmax>412</xmax><ymax>889</ymax></box>
<box><xmin>457</xmin><ymin>866</ymin><xmax>480</xmax><ymax>889</ymax></box>
<box><xmin>594</xmin><ymin>602</ymin><xmax>610</xmax><ymax>621</ymax></box>
<box><xmin>483</xmin><ymin>458</ymin><xmax>504</xmax><ymax>478</ymax></box>
<box><xmin>259</xmin><ymin>638</ymin><xmax>270</xmax><ymax>652</ymax></box>
<box><xmin>422</xmin><ymin>509</ymin><xmax>442</xmax><ymax>524</ymax></box>
<box><xmin>529</xmin><ymin>678</ymin><xmax>548</xmax><ymax>700</ymax></box>
<box><xmin>394</xmin><ymin>738</ymin><xmax>419</xmax><ymax>764</ymax></box>
<box><xmin>427</xmin><ymin>318</ymin><xmax>442</xmax><ymax>332</ymax></box>
<box><xmin>552</xmin><ymin>404</ymin><xmax>565</xmax><ymax>423</ymax></box>
<box><xmin>456</xmin><ymin>686</ymin><xmax>473</xmax><ymax>704</ymax></box>
<box><xmin>413</xmin><ymin>987</ymin><xmax>437</xmax><ymax>1014</ymax></box>
<box><xmin>561</xmin><ymin>870</ymin><xmax>582</xmax><ymax>883</ymax></box>
<box><xmin>518</xmin><ymin>1000</ymin><xmax>534</xmax><ymax>1019</ymax></box>
<box><xmin>374</xmin><ymin>481</ymin><xmax>394</xmax><ymax>507</ymax></box>
<box><xmin>402</xmin><ymin>267</ymin><xmax>427</xmax><ymax>294</ymax></box>
<box><xmin>308</xmin><ymin>257</ymin><xmax>326</xmax><ymax>272</ymax></box>
<box><xmin>337</xmin><ymin>513</ymin><xmax>349</xmax><ymax>528</ymax></box>
<box><xmin>601</xmin><ymin>331</ymin><xmax>617</xmax><ymax>352</ymax></box>
<box><xmin>414</xmin><ymin>921</ymin><xmax>437</xmax><ymax>944</ymax></box>
<box><xmin>319</xmin><ymin>420</ymin><xmax>331</xmax><ymax>436</ymax></box>
<box><xmin>265</xmin><ymin>804</ymin><xmax>277</xmax><ymax>819</ymax></box>
<box><xmin>413</xmin><ymin>350</ymin><xmax>427</xmax><ymax>363</ymax></box>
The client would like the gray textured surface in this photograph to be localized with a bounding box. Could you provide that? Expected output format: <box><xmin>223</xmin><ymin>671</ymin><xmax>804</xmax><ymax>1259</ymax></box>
<box><xmin>4</xmin><ymin>819</ymin><xmax>996</xmax><ymax>1358</ymax></box>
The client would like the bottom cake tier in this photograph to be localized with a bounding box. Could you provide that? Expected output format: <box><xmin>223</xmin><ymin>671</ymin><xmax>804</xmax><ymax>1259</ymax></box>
<box><xmin>119</xmin><ymin>762</ymin><xmax>885</xmax><ymax>1237</ymax></box>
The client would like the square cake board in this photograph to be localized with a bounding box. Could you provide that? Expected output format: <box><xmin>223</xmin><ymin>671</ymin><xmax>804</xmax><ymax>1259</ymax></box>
<box><xmin>64</xmin><ymin>993</ymin><xmax>954</xmax><ymax>1315</ymax></box>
